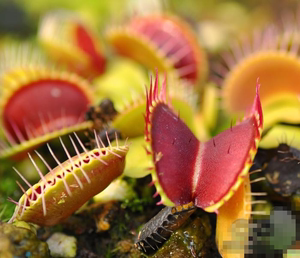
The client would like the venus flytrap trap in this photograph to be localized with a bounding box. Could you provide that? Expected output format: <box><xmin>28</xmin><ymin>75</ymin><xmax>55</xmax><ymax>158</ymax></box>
<box><xmin>145</xmin><ymin>74</ymin><xmax>263</xmax><ymax>210</ymax></box>
<box><xmin>0</xmin><ymin>63</ymin><xmax>95</xmax><ymax>160</ymax></box>
<box><xmin>8</xmin><ymin>132</ymin><xmax>129</xmax><ymax>227</ymax></box>
<box><xmin>107</xmin><ymin>13</ymin><xmax>208</xmax><ymax>89</ymax></box>
<box><xmin>38</xmin><ymin>10</ymin><xmax>107</xmax><ymax>79</ymax></box>
<box><xmin>214</xmin><ymin>26</ymin><xmax>300</xmax><ymax>130</ymax></box>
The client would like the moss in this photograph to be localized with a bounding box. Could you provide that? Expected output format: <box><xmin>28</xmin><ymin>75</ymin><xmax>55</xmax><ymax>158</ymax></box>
<box><xmin>121</xmin><ymin>176</ymin><xmax>156</xmax><ymax>213</ymax></box>
<box><xmin>0</xmin><ymin>222</ymin><xmax>50</xmax><ymax>257</ymax></box>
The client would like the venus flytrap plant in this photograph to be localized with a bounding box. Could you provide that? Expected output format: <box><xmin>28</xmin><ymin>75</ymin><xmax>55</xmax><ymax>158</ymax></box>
<box><xmin>8</xmin><ymin>132</ymin><xmax>129</xmax><ymax>227</ymax></box>
<box><xmin>135</xmin><ymin>73</ymin><xmax>263</xmax><ymax>254</ymax></box>
<box><xmin>144</xmin><ymin>74</ymin><xmax>262</xmax><ymax>211</ymax></box>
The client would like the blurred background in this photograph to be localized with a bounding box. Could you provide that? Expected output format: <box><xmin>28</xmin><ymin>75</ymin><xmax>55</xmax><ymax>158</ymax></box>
<box><xmin>0</xmin><ymin>0</ymin><xmax>298</xmax><ymax>43</ymax></box>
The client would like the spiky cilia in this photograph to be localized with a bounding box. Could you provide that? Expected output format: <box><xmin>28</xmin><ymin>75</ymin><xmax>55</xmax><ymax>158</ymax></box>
<box><xmin>145</xmin><ymin>74</ymin><xmax>263</xmax><ymax>212</ymax></box>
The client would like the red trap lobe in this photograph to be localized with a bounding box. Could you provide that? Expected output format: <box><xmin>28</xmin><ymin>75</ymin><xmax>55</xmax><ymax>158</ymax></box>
<box><xmin>3</xmin><ymin>79</ymin><xmax>90</xmax><ymax>143</ymax></box>
<box><xmin>151</xmin><ymin>103</ymin><xmax>199</xmax><ymax>204</ymax></box>
<box><xmin>130</xmin><ymin>16</ymin><xmax>198</xmax><ymax>83</ymax></box>
<box><xmin>75</xmin><ymin>24</ymin><xmax>106</xmax><ymax>76</ymax></box>
<box><xmin>147</xmin><ymin>76</ymin><xmax>263</xmax><ymax>211</ymax></box>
